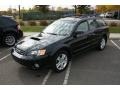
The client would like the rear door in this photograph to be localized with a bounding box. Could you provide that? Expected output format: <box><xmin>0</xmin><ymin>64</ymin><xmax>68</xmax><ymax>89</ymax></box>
<box><xmin>87</xmin><ymin>19</ymin><xmax>100</xmax><ymax>46</ymax></box>
<box><xmin>94</xmin><ymin>18</ymin><xmax>109</xmax><ymax>42</ymax></box>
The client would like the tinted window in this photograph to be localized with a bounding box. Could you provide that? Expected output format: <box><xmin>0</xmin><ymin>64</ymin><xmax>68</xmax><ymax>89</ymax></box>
<box><xmin>0</xmin><ymin>18</ymin><xmax>5</xmax><ymax>27</ymax></box>
<box><xmin>0</xmin><ymin>17</ymin><xmax>16</xmax><ymax>27</ymax></box>
<box><xmin>96</xmin><ymin>19</ymin><xmax>106</xmax><ymax>27</ymax></box>
<box><xmin>88</xmin><ymin>19</ymin><xmax>99</xmax><ymax>30</ymax></box>
<box><xmin>76</xmin><ymin>21</ymin><xmax>88</xmax><ymax>32</ymax></box>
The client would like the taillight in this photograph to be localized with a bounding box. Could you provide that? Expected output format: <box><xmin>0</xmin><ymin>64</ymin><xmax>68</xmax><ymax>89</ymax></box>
<box><xmin>17</xmin><ymin>24</ymin><xmax>21</xmax><ymax>30</ymax></box>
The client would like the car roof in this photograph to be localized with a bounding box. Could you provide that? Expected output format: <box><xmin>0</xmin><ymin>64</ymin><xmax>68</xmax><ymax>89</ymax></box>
<box><xmin>60</xmin><ymin>15</ymin><xmax>101</xmax><ymax>23</ymax></box>
<box><xmin>0</xmin><ymin>16</ymin><xmax>17</xmax><ymax>27</ymax></box>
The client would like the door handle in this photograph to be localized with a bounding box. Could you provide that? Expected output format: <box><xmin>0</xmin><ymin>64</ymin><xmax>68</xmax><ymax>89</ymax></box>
<box><xmin>88</xmin><ymin>32</ymin><xmax>96</xmax><ymax>35</ymax></box>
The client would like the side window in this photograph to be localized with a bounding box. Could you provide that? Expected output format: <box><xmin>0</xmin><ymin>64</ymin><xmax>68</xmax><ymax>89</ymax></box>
<box><xmin>88</xmin><ymin>19</ymin><xmax>98</xmax><ymax>30</ymax></box>
<box><xmin>96</xmin><ymin>19</ymin><xmax>106</xmax><ymax>27</ymax></box>
<box><xmin>0</xmin><ymin>18</ymin><xmax>4</xmax><ymax>27</ymax></box>
<box><xmin>76</xmin><ymin>21</ymin><xmax>88</xmax><ymax>32</ymax></box>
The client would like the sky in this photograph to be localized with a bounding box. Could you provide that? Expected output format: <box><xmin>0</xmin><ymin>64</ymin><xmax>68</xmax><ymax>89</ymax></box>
<box><xmin>0</xmin><ymin>0</ymin><xmax>99</xmax><ymax>11</ymax></box>
<box><xmin>0</xmin><ymin>0</ymin><xmax>75</xmax><ymax>11</ymax></box>
<box><xmin>0</xmin><ymin>5</ymin><xmax>73</xmax><ymax>11</ymax></box>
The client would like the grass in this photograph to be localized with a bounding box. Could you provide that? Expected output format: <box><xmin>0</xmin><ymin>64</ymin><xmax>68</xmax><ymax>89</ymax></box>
<box><xmin>21</xmin><ymin>26</ymin><xmax>120</xmax><ymax>33</ymax></box>
<box><xmin>109</xmin><ymin>26</ymin><xmax>120</xmax><ymax>33</ymax></box>
<box><xmin>21</xmin><ymin>26</ymin><xmax>46</xmax><ymax>32</ymax></box>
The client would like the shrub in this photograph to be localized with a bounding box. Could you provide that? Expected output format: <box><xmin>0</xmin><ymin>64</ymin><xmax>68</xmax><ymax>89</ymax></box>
<box><xmin>19</xmin><ymin>21</ymin><xmax>25</xmax><ymax>26</ymax></box>
<box><xmin>39</xmin><ymin>20</ymin><xmax>48</xmax><ymax>26</ymax></box>
<box><xmin>28</xmin><ymin>21</ymin><xmax>37</xmax><ymax>26</ymax></box>
<box><xmin>109</xmin><ymin>22</ymin><xmax>118</xmax><ymax>27</ymax></box>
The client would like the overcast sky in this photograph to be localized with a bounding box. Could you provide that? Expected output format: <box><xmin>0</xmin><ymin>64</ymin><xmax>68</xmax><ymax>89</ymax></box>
<box><xmin>0</xmin><ymin>5</ymin><xmax>74</xmax><ymax>11</ymax></box>
<box><xmin>0</xmin><ymin>0</ymin><xmax>97</xmax><ymax>11</ymax></box>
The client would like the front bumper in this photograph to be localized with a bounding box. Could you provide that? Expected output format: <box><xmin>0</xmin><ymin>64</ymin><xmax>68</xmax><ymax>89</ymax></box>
<box><xmin>11</xmin><ymin>49</ymin><xmax>50</xmax><ymax>67</ymax></box>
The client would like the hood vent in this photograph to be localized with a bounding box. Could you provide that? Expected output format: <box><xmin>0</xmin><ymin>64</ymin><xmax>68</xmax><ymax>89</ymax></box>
<box><xmin>30</xmin><ymin>37</ymin><xmax>40</xmax><ymax>41</ymax></box>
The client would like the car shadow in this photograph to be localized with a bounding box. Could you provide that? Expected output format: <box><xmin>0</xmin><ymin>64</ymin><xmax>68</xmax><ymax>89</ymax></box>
<box><xmin>17</xmin><ymin>45</ymin><xmax>112</xmax><ymax>85</ymax></box>
<box><xmin>18</xmin><ymin>66</ymin><xmax>50</xmax><ymax>85</ymax></box>
<box><xmin>71</xmin><ymin>44</ymin><xmax>112</xmax><ymax>64</ymax></box>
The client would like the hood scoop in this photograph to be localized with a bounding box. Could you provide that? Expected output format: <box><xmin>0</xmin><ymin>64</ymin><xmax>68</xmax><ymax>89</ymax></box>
<box><xmin>30</xmin><ymin>37</ymin><xmax>41</xmax><ymax>41</ymax></box>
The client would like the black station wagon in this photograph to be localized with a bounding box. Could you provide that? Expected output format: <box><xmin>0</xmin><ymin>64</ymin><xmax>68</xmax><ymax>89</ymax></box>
<box><xmin>11</xmin><ymin>16</ymin><xmax>109</xmax><ymax>72</ymax></box>
<box><xmin>0</xmin><ymin>16</ymin><xmax>23</xmax><ymax>46</ymax></box>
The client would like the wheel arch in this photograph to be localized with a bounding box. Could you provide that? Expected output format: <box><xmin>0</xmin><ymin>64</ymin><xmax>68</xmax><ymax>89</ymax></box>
<box><xmin>50</xmin><ymin>45</ymin><xmax>72</xmax><ymax>60</ymax></box>
<box><xmin>103</xmin><ymin>34</ymin><xmax>108</xmax><ymax>42</ymax></box>
<box><xmin>3</xmin><ymin>29</ymin><xmax>18</xmax><ymax>39</ymax></box>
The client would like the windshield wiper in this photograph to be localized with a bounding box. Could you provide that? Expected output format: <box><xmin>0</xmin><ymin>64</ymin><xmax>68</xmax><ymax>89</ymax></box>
<box><xmin>43</xmin><ymin>32</ymin><xmax>68</xmax><ymax>36</ymax></box>
<box><xmin>46</xmin><ymin>33</ymin><xmax>58</xmax><ymax>35</ymax></box>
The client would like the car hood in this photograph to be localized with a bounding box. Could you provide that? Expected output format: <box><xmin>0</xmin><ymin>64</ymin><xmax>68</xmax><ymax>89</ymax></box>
<box><xmin>16</xmin><ymin>33</ymin><xmax>66</xmax><ymax>51</ymax></box>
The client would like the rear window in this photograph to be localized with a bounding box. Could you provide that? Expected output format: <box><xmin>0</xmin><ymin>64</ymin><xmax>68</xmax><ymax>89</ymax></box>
<box><xmin>96</xmin><ymin>19</ymin><xmax>106</xmax><ymax>27</ymax></box>
<box><xmin>0</xmin><ymin>17</ymin><xmax>16</xmax><ymax>27</ymax></box>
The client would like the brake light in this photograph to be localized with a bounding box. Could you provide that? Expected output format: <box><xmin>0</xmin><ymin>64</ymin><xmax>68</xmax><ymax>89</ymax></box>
<box><xmin>17</xmin><ymin>25</ymin><xmax>21</xmax><ymax>30</ymax></box>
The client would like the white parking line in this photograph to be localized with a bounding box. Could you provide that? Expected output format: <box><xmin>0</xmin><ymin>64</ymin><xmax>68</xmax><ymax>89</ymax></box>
<box><xmin>63</xmin><ymin>61</ymin><xmax>72</xmax><ymax>85</ymax></box>
<box><xmin>111</xmin><ymin>40</ymin><xmax>120</xmax><ymax>50</ymax></box>
<box><xmin>6</xmin><ymin>47</ymin><xmax>12</xmax><ymax>51</ymax></box>
<box><xmin>0</xmin><ymin>54</ymin><xmax>11</xmax><ymax>61</ymax></box>
<box><xmin>41</xmin><ymin>69</ymin><xmax>52</xmax><ymax>85</ymax></box>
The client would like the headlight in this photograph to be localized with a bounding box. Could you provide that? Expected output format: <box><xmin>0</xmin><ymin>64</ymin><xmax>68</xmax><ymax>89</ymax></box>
<box><xmin>30</xmin><ymin>49</ymin><xmax>46</xmax><ymax>56</ymax></box>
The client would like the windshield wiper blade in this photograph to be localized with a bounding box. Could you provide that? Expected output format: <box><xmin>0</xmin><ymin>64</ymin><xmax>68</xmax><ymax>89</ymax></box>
<box><xmin>46</xmin><ymin>33</ymin><xmax>58</xmax><ymax>35</ymax></box>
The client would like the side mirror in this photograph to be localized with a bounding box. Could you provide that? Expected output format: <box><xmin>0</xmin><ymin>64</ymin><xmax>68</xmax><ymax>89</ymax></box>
<box><xmin>73</xmin><ymin>31</ymin><xmax>84</xmax><ymax>37</ymax></box>
<box><xmin>75</xmin><ymin>31</ymin><xmax>84</xmax><ymax>34</ymax></box>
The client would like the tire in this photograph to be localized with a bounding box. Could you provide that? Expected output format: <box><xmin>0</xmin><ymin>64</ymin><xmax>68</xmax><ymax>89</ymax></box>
<box><xmin>52</xmin><ymin>50</ymin><xmax>70</xmax><ymax>72</ymax></box>
<box><xmin>98</xmin><ymin>37</ymin><xmax>106</xmax><ymax>50</ymax></box>
<box><xmin>2</xmin><ymin>33</ymin><xmax>17</xmax><ymax>47</ymax></box>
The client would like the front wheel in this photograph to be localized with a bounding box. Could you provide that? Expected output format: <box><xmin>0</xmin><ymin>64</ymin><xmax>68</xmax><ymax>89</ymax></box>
<box><xmin>52</xmin><ymin>50</ymin><xmax>69</xmax><ymax>72</ymax></box>
<box><xmin>98</xmin><ymin>37</ymin><xmax>106</xmax><ymax>50</ymax></box>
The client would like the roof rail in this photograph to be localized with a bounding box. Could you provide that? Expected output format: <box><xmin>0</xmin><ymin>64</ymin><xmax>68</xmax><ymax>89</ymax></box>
<box><xmin>72</xmin><ymin>14</ymin><xmax>100</xmax><ymax>18</ymax></box>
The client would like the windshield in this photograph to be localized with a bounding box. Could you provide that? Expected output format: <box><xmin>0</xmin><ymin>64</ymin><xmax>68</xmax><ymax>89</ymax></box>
<box><xmin>43</xmin><ymin>20</ymin><xmax>75</xmax><ymax>35</ymax></box>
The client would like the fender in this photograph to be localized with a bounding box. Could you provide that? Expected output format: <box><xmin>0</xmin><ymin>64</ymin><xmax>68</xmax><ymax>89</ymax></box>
<box><xmin>3</xmin><ymin>28</ymin><xmax>18</xmax><ymax>33</ymax></box>
<box><xmin>49</xmin><ymin>43</ymin><xmax>72</xmax><ymax>57</ymax></box>
<box><xmin>3</xmin><ymin>28</ymin><xmax>18</xmax><ymax>38</ymax></box>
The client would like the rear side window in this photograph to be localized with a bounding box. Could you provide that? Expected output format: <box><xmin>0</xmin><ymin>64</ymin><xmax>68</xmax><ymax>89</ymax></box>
<box><xmin>96</xmin><ymin>19</ymin><xmax>106</xmax><ymax>27</ymax></box>
<box><xmin>0</xmin><ymin>17</ymin><xmax>16</xmax><ymax>27</ymax></box>
<box><xmin>76</xmin><ymin>21</ymin><xmax>88</xmax><ymax>32</ymax></box>
<box><xmin>88</xmin><ymin>19</ymin><xmax>99</xmax><ymax>30</ymax></box>
<box><xmin>0</xmin><ymin>18</ymin><xmax>5</xmax><ymax>27</ymax></box>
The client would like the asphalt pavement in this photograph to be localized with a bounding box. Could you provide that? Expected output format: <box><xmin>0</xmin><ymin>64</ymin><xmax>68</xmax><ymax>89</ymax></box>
<box><xmin>0</xmin><ymin>39</ymin><xmax>120</xmax><ymax>85</ymax></box>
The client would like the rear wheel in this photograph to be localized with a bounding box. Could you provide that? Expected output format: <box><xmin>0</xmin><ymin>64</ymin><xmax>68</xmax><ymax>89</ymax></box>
<box><xmin>2</xmin><ymin>34</ymin><xmax>16</xmax><ymax>47</ymax></box>
<box><xmin>52</xmin><ymin>50</ymin><xmax>70</xmax><ymax>72</ymax></box>
<box><xmin>98</xmin><ymin>37</ymin><xmax>106</xmax><ymax>50</ymax></box>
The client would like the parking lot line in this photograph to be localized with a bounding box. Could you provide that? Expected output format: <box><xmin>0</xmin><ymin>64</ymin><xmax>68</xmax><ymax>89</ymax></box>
<box><xmin>111</xmin><ymin>40</ymin><xmax>120</xmax><ymax>50</ymax></box>
<box><xmin>6</xmin><ymin>47</ymin><xmax>12</xmax><ymax>51</ymax></box>
<box><xmin>63</xmin><ymin>61</ymin><xmax>72</xmax><ymax>85</ymax></box>
<box><xmin>0</xmin><ymin>47</ymin><xmax>12</xmax><ymax>54</ymax></box>
<box><xmin>41</xmin><ymin>69</ymin><xmax>52</xmax><ymax>85</ymax></box>
<box><xmin>0</xmin><ymin>54</ymin><xmax>11</xmax><ymax>61</ymax></box>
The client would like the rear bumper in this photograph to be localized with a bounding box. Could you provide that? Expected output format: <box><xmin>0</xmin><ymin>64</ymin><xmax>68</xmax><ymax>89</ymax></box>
<box><xmin>18</xmin><ymin>30</ymin><xmax>23</xmax><ymax>39</ymax></box>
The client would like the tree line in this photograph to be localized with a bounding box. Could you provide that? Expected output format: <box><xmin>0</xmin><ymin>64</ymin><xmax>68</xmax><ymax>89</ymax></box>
<box><xmin>96</xmin><ymin>5</ymin><xmax>120</xmax><ymax>13</ymax></box>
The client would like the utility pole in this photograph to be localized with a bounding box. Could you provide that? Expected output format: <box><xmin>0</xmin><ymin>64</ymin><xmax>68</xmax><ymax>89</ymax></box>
<box><xmin>18</xmin><ymin>5</ymin><xmax>21</xmax><ymax>19</ymax></box>
<box><xmin>74</xmin><ymin>5</ymin><xmax>77</xmax><ymax>15</ymax></box>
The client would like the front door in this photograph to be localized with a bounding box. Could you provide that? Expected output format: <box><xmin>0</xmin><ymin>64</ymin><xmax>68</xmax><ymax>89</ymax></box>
<box><xmin>70</xmin><ymin>20</ymin><xmax>90</xmax><ymax>54</ymax></box>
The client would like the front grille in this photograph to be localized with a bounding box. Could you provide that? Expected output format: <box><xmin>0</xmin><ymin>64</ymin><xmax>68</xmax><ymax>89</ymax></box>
<box><xmin>15</xmin><ymin>48</ymin><xmax>26</xmax><ymax>55</ymax></box>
